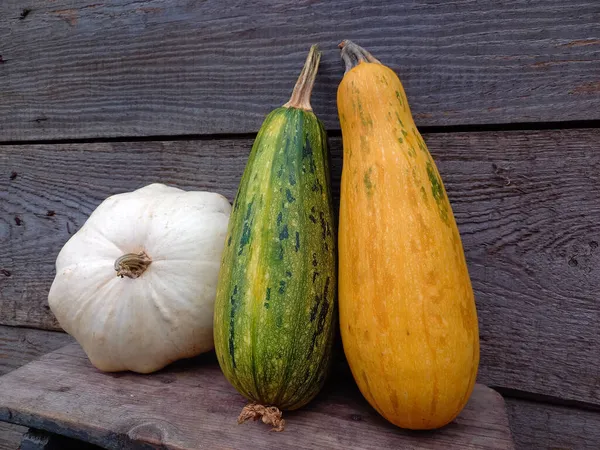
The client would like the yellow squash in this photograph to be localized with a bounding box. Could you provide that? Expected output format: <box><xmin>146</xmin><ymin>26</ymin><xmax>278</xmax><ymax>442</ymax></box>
<box><xmin>337</xmin><ymin>40</ymin><xmax>480</xmax><ymax>430</ymax></box>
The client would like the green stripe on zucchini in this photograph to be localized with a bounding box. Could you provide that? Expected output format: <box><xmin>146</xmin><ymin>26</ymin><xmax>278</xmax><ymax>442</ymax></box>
<box><xmin>214</xmin><ymin>45</ymin><xmax>336</xmax><ymax>419</ymax></box>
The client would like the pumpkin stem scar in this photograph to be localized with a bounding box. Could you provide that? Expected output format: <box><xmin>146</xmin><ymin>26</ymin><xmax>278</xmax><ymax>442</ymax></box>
<box><xmin>114</xmin><ymin>251</ymin><xmax>152</xmax><ymax>279</ymax></box>
<box><xmin>238</xmin><ymin>403</ymin><xmax>286</xmax><ymax>432</ymax></box>
<box><xmin>283</xmin><ymin>44</ymin><xmax>321</xmax><ymax>112</ymax></box>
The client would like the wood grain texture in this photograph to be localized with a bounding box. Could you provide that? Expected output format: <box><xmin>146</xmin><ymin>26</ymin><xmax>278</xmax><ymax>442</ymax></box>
<box><xmin>0</xmin><ymin>421</ymin><xmax>26</xmax><ymax>450</ymax></box>
<box><xmin>1</xmin><ymin>0</ymin><xmax>599</xmax><ymax>140</ymax></box>
<box><xmin>1</xmin><ymin>129</ymin><xmax>599</xmax><ymax>406</ymax></box>
<box><xmin>506</xmin><ymin>398</ymin><xmax>600</xmax><ymax>450</ymax></box>
<box><xmin>429</xmin><ymin>129</ymin><xmax>600</xmax><ymax>407</ymax></box>
<box><xmin>0</xmin><ymin>326</ymin><xmax>73</xmax><ymax>450</ymax></box>
<box><xmin>0</xmin><ymin>343</ymin><xmax>514</xmax><ymax>450</ymax></box>
<box><xmin>0</xmin><ymin>326</ymin><xmax>73</xmax><ymax>376</ymax></box>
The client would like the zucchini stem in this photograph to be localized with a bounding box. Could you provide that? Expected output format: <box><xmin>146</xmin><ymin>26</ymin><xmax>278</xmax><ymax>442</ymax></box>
<box><xmin>238</xmin><ymin>403</ymin><xmax>285</xmax><ymax>432</ymax></box>
<box><xmin>283</xmin><ymin>44</ymin><xmax>321</xmax><ymax>112</ymax></box>
<box><xmin>339</xmin><ymin>40</ymin><xmax>381</xmax><ymax>73</ymax></box>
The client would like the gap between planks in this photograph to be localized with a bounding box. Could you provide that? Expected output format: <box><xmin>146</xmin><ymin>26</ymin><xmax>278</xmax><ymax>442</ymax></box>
<box><xmin>495</xmin><ymin>387</ymin><xmax>600</xmax><ymax>413</ymax></box>
<box><xmin>1</xmin><ymin>119</ymin><xmax>600</xmax><ymax>147</ymax></box>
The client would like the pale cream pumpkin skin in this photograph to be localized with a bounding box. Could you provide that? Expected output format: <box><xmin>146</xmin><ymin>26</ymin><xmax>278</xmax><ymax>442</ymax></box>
<box><xmin>48</xmin><ymin>183</ymin><xmax>231</xmax><ymax>374</ymax></box>
<box><xmin>337</xmin><ymin>41</ymin><xmax>480</xmax><ymax>430</ymax></box>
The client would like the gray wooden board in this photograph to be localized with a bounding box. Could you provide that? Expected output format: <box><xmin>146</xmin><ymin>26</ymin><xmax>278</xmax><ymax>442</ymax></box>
<box><xmin>0</xmin><ymin>0</ymin><xmax>599</xmax><ymax>141</ymax></box>
<box><xmin>1</xmin><ymin>129</ymin><xmax>600</xmax><ymax>405</ymax></box>
<box><xmin>19</xmin><ymin>428</ymin><xmax>103</xmax><ymax>450</ymax></box>
<box><xmin>0</xmin><ymin>326</ymin><xmax>73</xmax><ymax>376</ymax></box>
<box><xmin>0</xmin><ymin>326</ymin><xmax>73</xmax><ymax>450</ymax></box>
<box><xmin>505</xmin><ymin>398</ymin><xmax>600</xmax><ymax>450</ymax></box>
<box><xmin>0</xmin><ymin>421</ymin><xmax>26</xmax><ymax>450</ymax></box>
<box><xmin>0</xmin><ymin>327</ymin><xmax>592</xmax><ymax>450</ymax></box>
<box><xmin>0</xmin><ymin>343</ymin><xmax>514</xmax><ymax>450</ymax></box>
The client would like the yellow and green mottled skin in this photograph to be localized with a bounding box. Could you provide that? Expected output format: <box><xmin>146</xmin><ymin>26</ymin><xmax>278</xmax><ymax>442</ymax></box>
<box><xmin>337</xmin><ymin>40</ymin><xmax>479</xmax><ymax>430</ymax></box>
<box><xmin>214</xmin><ymin>106</ymin><xmax>336</xmax><ymax>411</ymax></box>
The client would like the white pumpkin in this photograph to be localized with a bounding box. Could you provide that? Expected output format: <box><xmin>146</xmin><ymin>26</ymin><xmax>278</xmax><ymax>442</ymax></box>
<box><xmin>48</xmin><ymin>183</ymin><xmax>231</xmax><ymax>373</ymax></box>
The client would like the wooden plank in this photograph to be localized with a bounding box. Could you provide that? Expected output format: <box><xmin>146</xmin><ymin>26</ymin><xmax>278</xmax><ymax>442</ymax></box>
<box><xmin>0</xmin><ymin>343</ymin><xmax>514</xmax><ymax>450</ymax></box>
<box><xmin>427</xmin><ymin>129</ymin><xmax>600</xmax><ymax>407</ymax></box>
<box><xmin>0</xmin><ymin>326</ymin><xmax>73</xmax><ymax>376</ymax></box>
<box><xmin>0</xmin><ymin>326</ymin><xmax>73</xmax><ymax>450</ymax></box>
<box><xmin>0</xmin><ymin>139</ymin><xmax>246</xmax><ymax>330</ymax></box>
<box><xmin>1</xmin><ymin>0</ymin><xmax>599</xmax><ymax>140</ymax></box>
<box><xmin>19</xmin><ymin>428</ymin><xmax>102</xmax><ymax>450</ymax></box>
<box><xmin>0</xmin><ymin>140</ymin><xmax>246</xmax><ymax>329</ymax></box>
<box><xmin>1</xmin><ymin>129</ymin><xmax>600</xmax><ymax>405</ymax></box>
<box><xmin>2</xmin><ymin>426</ymin><xmax>105</xmax><ymax>450</ymax></box>
<box><xmin>0</xmin><ymin>421</ymin><xmax>26</xmax><ymax>450</ymax></box>
<box><xmin>505</xmin><ymin>398</ymin><xmax>600</xmax><ymax>450</ymax></box>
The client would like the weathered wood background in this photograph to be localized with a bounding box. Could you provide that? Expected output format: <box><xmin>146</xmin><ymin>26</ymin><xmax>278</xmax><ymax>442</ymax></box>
<box><xmin>1</xmin><ymin>1</ymin><xmax>599</xmax><ymax>449</ymax></box>
<box><xmin>1</xmin><ymin>0</ymin><xmax>600</xmax><ymax>140</ymax></box>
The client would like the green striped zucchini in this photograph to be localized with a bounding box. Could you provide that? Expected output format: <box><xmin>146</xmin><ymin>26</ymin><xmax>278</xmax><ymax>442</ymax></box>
<box><xmin>214</xmin><ymin>45</ymin><xmax>336</xmax><ymax>428</ymax></box>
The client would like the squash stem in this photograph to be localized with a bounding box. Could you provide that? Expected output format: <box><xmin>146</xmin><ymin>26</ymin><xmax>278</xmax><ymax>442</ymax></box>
<box><xmin>283</xmin><ymin>44</ymin><xmax>321</xmax><ymax>111</ymax></box>
<box><xmin>238</xmin><ymin>403</ymin><xmax>285</xmax><ymax>432</ymax></box>
<box><xmin>114</xmin><ymin>251</ymin><xmax>152</xmax><ymax>279</ymax></box>
<box><xmin>339</xmin><ymin>40</ymin><xmax>381</xmax><ymax>73</ymax></box>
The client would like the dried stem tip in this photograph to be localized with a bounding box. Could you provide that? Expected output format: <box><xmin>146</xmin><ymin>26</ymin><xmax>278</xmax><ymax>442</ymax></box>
<box><xmin>238</xmin><ymin>403</ymin><xmax>286</xmax><ymax>432</ymax></box>
<box><xmin>339</xmin><ymin>39</ymin><xmax>381</xmax><ymax>73</ymax></box>
<box><xmin>283</xmin><ymin>44</ymin><xmax>322</xmax><ymax>111</ymax></box>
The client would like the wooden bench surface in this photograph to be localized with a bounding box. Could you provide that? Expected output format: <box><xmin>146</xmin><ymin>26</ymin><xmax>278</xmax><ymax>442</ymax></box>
<box><xmin>0</xmin><ymin>343</ymin><xmax>515</xmax><ymax>450</ymax></box>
